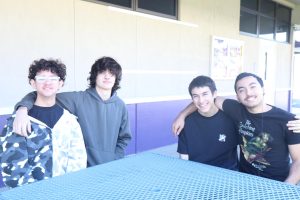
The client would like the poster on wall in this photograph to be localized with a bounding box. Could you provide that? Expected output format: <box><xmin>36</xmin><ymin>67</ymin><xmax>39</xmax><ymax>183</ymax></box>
<box><xmin>211</xmin><ymin>36</ymin><xmax>244</xmax><ymax>80</ymax></box>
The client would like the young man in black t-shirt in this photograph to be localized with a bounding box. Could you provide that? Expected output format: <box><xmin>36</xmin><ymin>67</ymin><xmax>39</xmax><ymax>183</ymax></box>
<box><xmin>177</xmin><ymin>76</ymin><xmax>238</xmax><ymax>170</ymax></box>
<box><xmin>215</xmin><ymin>73</ymin><xmax>300</xmax><ymax>184</ymax></box>
<box><xmin>173</xmin><ymin>72</ymin><xmax>300</xmax><ymax>185</ymax></box>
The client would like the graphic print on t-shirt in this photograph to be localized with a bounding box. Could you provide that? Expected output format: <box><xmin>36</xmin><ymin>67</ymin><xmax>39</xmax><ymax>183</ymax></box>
<box><xmin>218</xmin><ymin>134</ymin><xmax>226</xmax><ymax>142</ymax></box>
<box><xmin>239</xmin><ymin>120</ymin><xmax>273</xmax><ymax>171</ymax></box>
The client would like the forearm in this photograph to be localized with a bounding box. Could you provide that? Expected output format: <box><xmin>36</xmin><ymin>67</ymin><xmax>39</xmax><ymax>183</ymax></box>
<box><xmin>13</xmin><ymin>106</ymin><xmax>31</xmax><ymax>136</ymax></box>
<box><xmin>178</xmin><ymin>102</ymin><xmax>197</xmax><ymax>118</ymax></box>
<box><xmin>56</xmin><ymin>92</ymin><xmax>79</xmax><ymax>114</ymax></box>
<box><xmin>287</xmin><ymin>116</ymin><xmax>300</xmax><ymax>133</ymax></box>
<box><xmin>214</xmin><ymin>96</ymin><xmax>226</xmax><ymax>110</ymax></box>
<box><xmin>115</xmin><ymin>133</ymin><xmax>131</xmax><ymax>159</ymax></box>
<box><xmin>172</xmin><ymin>102</ymin><xmax>196</xmax><ymax>135</ymax></box>
<box><xmin>14</xmin><ymin>92</ymin><xmax>36</xmax><ymax>111</ymax></box>
<box><xmin>16</xmin><ymin>106</ymin><xmax>28</xmax><ymax>114</ymax></box>
<box><xmin>115</xmin><ymin>109</ymin><xmax>132</xmax><ymax>159</ymax></box>
<box><xmin>285</xmin><ymin>160</ymin><xmax>300</xmax><ymax>185</ymax></box>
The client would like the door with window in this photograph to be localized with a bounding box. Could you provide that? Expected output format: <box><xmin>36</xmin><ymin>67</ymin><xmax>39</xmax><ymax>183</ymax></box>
<box><xmin>291</xmin><ymin>28</ymin><xmax>300</xmax><ymax>115</ymax></box>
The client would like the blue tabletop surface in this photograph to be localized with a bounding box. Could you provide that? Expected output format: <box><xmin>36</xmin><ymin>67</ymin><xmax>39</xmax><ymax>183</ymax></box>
<box><xmin>1</xmin><ymin>152</ymin><xmax>300</xmax><ymax>199</ymax></box>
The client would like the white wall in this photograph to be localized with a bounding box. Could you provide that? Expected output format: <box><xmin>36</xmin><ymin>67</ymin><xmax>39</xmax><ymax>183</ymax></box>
<box><xmin>0</xmin><ymin>0</ymin><xmax>75</xmax><ymax>113</ymax></box>
<box><xmin>292</xmin><ymin>4</ymin><xmax>300</xmax><ymax>25</ymax></box>
<box><xmin>0</xmin><ymin>0</ymin><xmax>295</xmax><ymax>114</ymax></box>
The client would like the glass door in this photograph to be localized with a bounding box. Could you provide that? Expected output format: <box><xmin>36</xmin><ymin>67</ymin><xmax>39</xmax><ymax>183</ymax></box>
<box><xmin>291</xmin><ymin>29</ymin><xmax>300</xmax><ymax>115</ymax></box>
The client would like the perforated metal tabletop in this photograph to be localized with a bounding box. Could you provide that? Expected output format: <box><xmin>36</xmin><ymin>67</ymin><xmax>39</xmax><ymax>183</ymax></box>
<box><xmin>1</xmin><ymin>152</ymin><xmax>300</xmax><ymax>199</ymax></box>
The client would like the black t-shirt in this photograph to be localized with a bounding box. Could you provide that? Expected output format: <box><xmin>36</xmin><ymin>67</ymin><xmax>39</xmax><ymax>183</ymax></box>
<box><xmin>29</xmin><ymin>104</ymin><xmax>63</xmax><ymax>129</ymax></box>
<box><xmin>177</xmin><ymin>110</ymin><xmax>238</xmax><ymax>170</ymax></box>
<box><xmin>223</xmin><ymin>99</ymin><xmax>300</xmax><ymax>181</ymax></box>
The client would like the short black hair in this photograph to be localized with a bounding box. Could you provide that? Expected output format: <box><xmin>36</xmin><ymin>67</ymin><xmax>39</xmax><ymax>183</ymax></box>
<box><xmin>87</xmin><ymin>57</ymin><xmax>122</xmax><ymax>94</ymax></box>
<box><xmin>188</xmin><ymin>75</ymin><xmax>217</xmax><ymax>96</ymax></box>
<box><xmin>28</xmin><ymin>58</ymin><xmax>66</xmax><ymax>84</ymax></box>
<box><xmin>234</xmin><ymin>72</ymin><xmax>264</xmax><ymax>93</ymax></box>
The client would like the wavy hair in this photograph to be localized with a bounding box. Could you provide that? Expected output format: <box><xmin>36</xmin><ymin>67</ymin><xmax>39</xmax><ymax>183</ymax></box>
<box><xmin>88</xmin><ymin>57</ymin><xmax>122</xmax><ymax>94</ymax></box>
<box><xmin>28</xmin><ymin>58</ymin><xmax>66</xmax><ymax>84</ymax></box>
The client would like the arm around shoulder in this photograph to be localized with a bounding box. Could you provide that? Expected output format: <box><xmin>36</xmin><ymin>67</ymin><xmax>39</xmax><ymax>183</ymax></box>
<box><xmin>172</xmin><ymin>102</ymin><xmax>197</xmax><ymax>135</ymax></box>
<box><xmin>13</xmin><ymin>107</ymin><xmax>31</xmax><ymax>137</ymax></box>
<box><xmin>12</xmin><ymin>92</ymin><xmax>37</xmax><ymax>136</ymax></box>
<box><xmin>214</xmin><ymin>96</ymin><xmax>226</xmax><ymax>111</ymax></box>
<box><xmin>56</xmin><ymin>92</ymin><xmax>79</xmax><ymax>114</ymax></box>
<box><xmin>14</xmin><ymin>92</ymin><xmax>37</xmax><ymax>111</ymax></box>
<box><xmin>287</xmin><ymin>116</ymin><xmax>300</xmax><ymax>133</ymax></box>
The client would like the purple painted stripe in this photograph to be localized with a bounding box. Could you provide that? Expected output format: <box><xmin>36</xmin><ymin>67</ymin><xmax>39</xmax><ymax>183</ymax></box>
<box><xmin>136</xmin><ymin>100</ymin><xmax>190</xmax><ymax>152</ymax></box>
<box><xmin>125</xmin><ymin>104</ymin><xmax>136</xmax><ymax>155</ymax></box>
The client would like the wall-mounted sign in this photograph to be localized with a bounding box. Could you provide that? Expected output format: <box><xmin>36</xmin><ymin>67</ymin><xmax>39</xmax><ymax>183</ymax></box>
<box><xmin>211</xmin><ymin>36</ymin><xmax>244</xmax><ymax>80</ymax></box>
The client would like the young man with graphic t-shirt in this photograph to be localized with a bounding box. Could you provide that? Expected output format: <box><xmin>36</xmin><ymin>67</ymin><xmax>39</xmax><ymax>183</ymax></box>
<box><xmin>0</xmin><ymin>59</ymin><xmax>87</xmax><ymax>188</ymax></box>
<box><xmin>177</xmin><ymin>76</ymin><xmax>238</xmax><ymax>170</ymax></box>
<box><xmin>173</xmin><ymin>72</ymin><xmax>300</xmax><ymax>185</ymax></box>
<box><xmin>216</xmin><ymin>73</ymin><xmax>300</xmax><ymax>184</ymax></box>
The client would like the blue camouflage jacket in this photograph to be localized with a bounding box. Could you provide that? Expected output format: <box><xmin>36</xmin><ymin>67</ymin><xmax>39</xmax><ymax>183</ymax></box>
<box><xmin>0</xmin><ymin>116</ymin><xmax>52</xmax><ymax>188</ymax></box>
<box><xmin>0</xmin><ymin>110</ymin><xmax>87</xmax><ymax>188</ymax></box>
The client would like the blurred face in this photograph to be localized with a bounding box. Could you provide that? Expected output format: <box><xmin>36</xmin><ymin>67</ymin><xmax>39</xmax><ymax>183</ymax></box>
<box><xmin>95</xmin><ymin>69</ymin><xmax>116</xmax><ymax>91</ymax></box>
<box><xmin>30</xmin><ymin>70</ymin><xmax>63</xmax><ymax>98</ymax></box>
<box><xmin>235</xmin><ymin>76</ymin><xmax>265</xmax><ymax>111</ymax></box>
<box><xmin>191</xmin><ymin>86</ymin><xmax>217</xmax><ymax>116</ymax></box>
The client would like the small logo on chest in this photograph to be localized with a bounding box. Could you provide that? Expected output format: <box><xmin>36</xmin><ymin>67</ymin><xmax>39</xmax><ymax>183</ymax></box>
<box><xmin>218</xmin><ymin>134</ymin><xmax>226</xmax><ymax>142</ymax></box>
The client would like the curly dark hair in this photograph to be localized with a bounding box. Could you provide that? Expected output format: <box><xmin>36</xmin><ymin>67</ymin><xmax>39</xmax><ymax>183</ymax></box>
<box><xmin>28</xmin><ymin>58</ymin><xmax>66</xmax><ymax>84</ymax></box>
<box><xmin>88</xmin><ymin>57</ymin><xmax>122</xmax><ymax>94</ymax></box>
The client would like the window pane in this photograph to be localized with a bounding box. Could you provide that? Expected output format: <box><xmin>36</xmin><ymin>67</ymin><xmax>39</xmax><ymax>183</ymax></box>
<box><xmin>138</xmin><ymin>0</ymin><xmax>177</xmax><ymax>16</ymax></box>
<box><xmin>97</xmin><ymin>0</ymin><xmax>131</xmax><ymax>8</ymax></box>
<box><xmin>241</xmin><ymin>0</ymin><xmax>258</xmax><ymax>10</ymax></box>
<box><xmin>276</xmin><ymin>22</ymin><xmax>290</xmax><ymax>42</ymax></box>
<box><xmin>277</xmin><ymin>5</ymin><xmax>291</xmax><ymax>23</ymax></box>
<box><xmin>260</xmin><ymin>0</ymin><xmax>275</xmax><ymax>17</ymax></box>
<box><xmin>240</xmin><ymin>11</ymin><xmax>257</xmax><ymax>34</ymax></box>
<box><xmin>259</xmin><ymin>16</ymin><xmax>274</xmax><ymax>40</ymax></box>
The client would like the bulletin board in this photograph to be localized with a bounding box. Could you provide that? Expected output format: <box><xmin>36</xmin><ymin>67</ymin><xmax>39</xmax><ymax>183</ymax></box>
<box><xmin>211</xmin><ymin>36</ymin><xmax>244</xmax><ymax>80</ymax></box>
